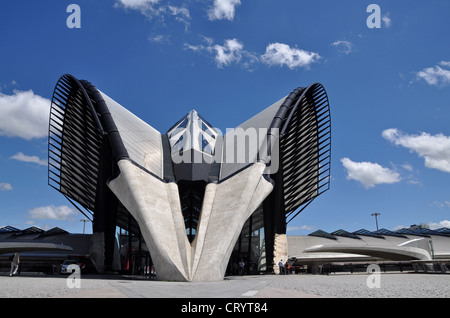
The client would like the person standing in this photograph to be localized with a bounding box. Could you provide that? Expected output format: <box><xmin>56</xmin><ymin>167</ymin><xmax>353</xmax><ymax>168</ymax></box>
<box><xmin>238</xmin><ymin>259</ymin><xmax>245</xmax><ymax>275</ymax></box>
<box><xmin>278</xmin><ymin>259</ymin><xmax>284</xmax><ymax>275</ymax></box>
<box><xmin>9</xmin><ymin>252</ymin><xmax>20</xmax><ymax>277</ymax></box>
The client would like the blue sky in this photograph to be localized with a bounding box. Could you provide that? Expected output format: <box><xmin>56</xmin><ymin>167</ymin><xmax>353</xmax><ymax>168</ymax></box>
<box><xmin>0</xmin><ymin>0</ymin><xmax>449</xmax><ymax>235</ymax></box>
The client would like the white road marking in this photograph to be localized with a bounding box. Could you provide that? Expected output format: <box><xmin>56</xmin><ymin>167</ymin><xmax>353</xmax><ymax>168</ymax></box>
<box><xmin>241</xmin><ymin>290</ymin><xmax>258</xmax><ymax>297</ymax></box>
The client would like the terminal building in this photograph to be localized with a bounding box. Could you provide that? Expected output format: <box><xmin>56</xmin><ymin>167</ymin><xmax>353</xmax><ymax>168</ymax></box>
<box><xmin>46</xmin><ymin>74</ymin><xmax>331</xmax><ymax>281</ymax></box>
<box><xmin>3</xmin><ymin>74</ymin><xmax>448</xmax><ymax>280</ymax></box>
<box><xmin>1</xmin><ymin>224</ymin><xmax>449</xmax><ymax>276</ymax></box>
<box><xmin>287</xmin><ymin>226</ymin><xmax>450</xmax><ymax>273</ymax></box>
<box><xmin>0</xmin><ymin>225</ymin><xmax>92</xmax><ymax>274</ymax></box>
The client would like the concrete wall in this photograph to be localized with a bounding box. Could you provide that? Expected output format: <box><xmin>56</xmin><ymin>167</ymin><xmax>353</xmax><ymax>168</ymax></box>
<box><xmin>287</xmin><ymin>233</ymin><xmax>450</xmax><ymax>264</ymax></box>
<box><xmin>108</xmin><ymin>159</ymin><xmax>273</xmax><ymax>281</ymax></box>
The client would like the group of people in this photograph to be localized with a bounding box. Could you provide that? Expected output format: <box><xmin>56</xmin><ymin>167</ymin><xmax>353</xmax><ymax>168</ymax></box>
<box><xmin>277</xmin><ymin>259</ymin><xmax>292</xmax><ymax>275</ymax></box>
<box><xmin>229</xmin><ymin>259</ymin><xmax>247</xmax><ymax>275</ymax></box>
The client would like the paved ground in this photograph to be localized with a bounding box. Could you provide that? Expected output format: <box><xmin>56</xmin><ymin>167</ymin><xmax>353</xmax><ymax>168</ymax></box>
<box><xmin>0</xmin><ymin>271</ymin><xmax>449</xmax><ymax>298</ymax></box>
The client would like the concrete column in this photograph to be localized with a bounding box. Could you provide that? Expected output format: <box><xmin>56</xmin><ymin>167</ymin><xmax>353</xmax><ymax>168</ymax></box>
<box><xmin>273</xmin><ymin>233</ymin><xmax>288</xmax><ymax>274</ymax></box>
<box><xmin>108</xmin><ymin>160</ymin><xmax>273</xmax><ymax>281</ymax></box>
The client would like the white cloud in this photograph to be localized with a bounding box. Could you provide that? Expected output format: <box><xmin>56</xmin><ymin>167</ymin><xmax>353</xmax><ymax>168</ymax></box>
<box><xmin>382</xmin><ymin>128</ymin><xmax>450</xmax><ymax>173</ymax></box>
<box><xmin>115</xmin><ymin>0</ymin><xmax>190</xmax><ymax>28</ymax></box>
<box><xmin>261</xmin><ymin>43</ymin><xmax>320</xmax><ymax>69</ymax></box>
<box><xmin>416</xmin><ymin>61</ymin><xmax>450</xmax><ymax>86</ymax></box>
<box><xmin>208</xmin><ymin>0</ymin><xmax>241</xmax><ymax>21</ymax></box>
<box><xmin>402</xmin><ymin>163</ymin><xmax>414</xmax><ymax>172</ymax></box>
<box><xmin>10</xmin><ymin>152</ymin><xmax>47</xmax><ymax>166</ymax></box>
<box><xmin>185</xmin><ymin>38</ymin><xmax>319</xmax><ymax>70</ymax></box>
<box><xmin>0</xmin><ymin>183</ymin><xmax>13</xmax><ymax>191</ymax></box>
<box><xmin>167</xmin><ymin>5</ymin><xmax>190</xmax><ymax>29</ymax></box>
<box><xmin>184</xmin><ymin>37</ymin><xmax>257</xmax><ymax>69</ymax></box>
<box><xmin>430</xmin><ymin>201</ymin><xmax>450</xmax><ymax>209</ymax></box>
<box><xmin>214</xmin><ymin>38</ymin><xmax>244</xmax><ymax>67</ymax></box>
<box><xmin>148</xmin><ymin>34</ymin><xmax>170</xmax><ymax>44</ymax></box>
<box><xmin>341</xmin><ymin>157</ymin><xmax>401</xmax><ymax>189</ymax></box>
<box><xmin>28</xmin><ymin>205</ymin><xmax>77</xmax><ymax>221</ymax></box>
<box><xmin>0</xmin><ymin>90</ymin><xmax>50</xmax><ymax>140</ymax></box>
<box><xmin>331</xmin><ymin>40</ymin><xmax>353</xmax><ymax>54</ymax></box>
<box><xmin>184</xmin><ymin>42</ymin><xmax>204</xmax><ymax>52</ymax></box>
<box><xmin>115</xmin><ymin>0</ymin><xmax>159</xmax><ymax>11</ymax></box>
<box><xmin>396</xmin><ymin>220</ymin><xmax>450</xmax><ymax>231</ymax></box>
<box><xmin>382</xmin><ymin>13</ymin><xmax>392</xmax><ymax>28</ymax></box>
<box><xmin>428</xmin><ymin>220</ymin><xmax>450</xmax><ymax>230</ymax></box>
<box><xmin>287</xmin><ymin>225</ymin><xmax>314</xmax><ymax>232</ymax></box>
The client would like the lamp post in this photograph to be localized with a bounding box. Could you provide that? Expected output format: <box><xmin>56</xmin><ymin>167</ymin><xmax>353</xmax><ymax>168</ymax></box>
<box><xmin>80</xmin><ymin>219</ymin><xmax>89</xmax><ymax>234</ymax></box>
<box><xmin>371</xmin><ymin>213</ymin><xmax>380</xmax><ymax>231</ymax></box>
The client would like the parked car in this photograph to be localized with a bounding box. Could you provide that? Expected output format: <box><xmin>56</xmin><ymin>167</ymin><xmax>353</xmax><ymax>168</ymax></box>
<box><xmin>60</xmin><ymin>259</ymin><xmax>84</xmax><ymax>274</ymax></box>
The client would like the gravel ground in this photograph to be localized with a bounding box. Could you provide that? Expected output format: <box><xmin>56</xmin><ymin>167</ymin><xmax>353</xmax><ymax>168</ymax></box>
<box><xmin>0</xmin><ymin>273</ymin><xmax>111</xmax><ymax>298</ymax></box>
<box><xmin>0</xmin><ymin>272</ymin><xmax>449</xmax><ymax>298</ymax></box>
<box><xmin>265</xmin><ymin>273</ymin><xmax>450</xmax><ymax>298</ymax></box>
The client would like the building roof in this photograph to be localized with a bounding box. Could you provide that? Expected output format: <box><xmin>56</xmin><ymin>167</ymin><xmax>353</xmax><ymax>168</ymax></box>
<box><xmin>331</xmin><ymin>229</ymin><xmax>361</xmax><ymax>239</ymax></box>
<box><xmin>38</xmin><ymin>227</ymin><xmax>69</xmax><ymax>237</ymax></box>
<box><xmin>0</xmin><ymin>226</ymin><xmax>73</xmax><ymax>239</ymax></box>
<box><xmin>435</xmin><ymin>227</ymin><xmax>450</xmax><ymax>235</ymax></box>
<box><xmin>0</xmin><ymin>242</ymin><xmax>73</xmax><ymax>254</ymax></box>
<box><xmin>0</xmin><ymin>225</ymin><xmax>91</xmax><ymax>257</ymax></box>
<box><xmin>395</xmin><ymin>228</ymin><xmax>431</xmax><ymax>237</ymax></box>
<box><xmin>0</xmin><ymin>226</ymin><xmax>21</xmax><ymax>233</ymax></box>
<box><xmin>352</xmin><ymin>228</ymin><xmax>385</xmax><ymax>239</ymax></box>
<box><xmin>308</xmin><ymin>229</ymin><xmax>337</xmax><ymax>240</ymax></box>
<box><xmin>48</xmin><ymin>74</ymin><xmax>332</xmax><ymax>231</ymax></box>
<box><xmin>305</xmin><ymin>227</ymin><xmax>450</xmax><ymax>240</ymax></box>
<box><xmin>374</xmin><ymin>228</ymin><xmax>408</xmax><ymax>238</ymax></box>
<box><xmin>289</xmin><ymin>226</ymin><xmax>450</xmax><ymax>264</ymax></box>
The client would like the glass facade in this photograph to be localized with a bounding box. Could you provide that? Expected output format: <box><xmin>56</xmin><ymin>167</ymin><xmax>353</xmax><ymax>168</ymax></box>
<box><xmin>116</xmin><ymin>207</ymin><xmax>267</xmax><ymax>277</ymax></box>
<box><xmin>117</xmin><ymin>226</ymin><xmax>152</xmax><ymax>276</ymax></box>
<box><xmin>227</xmin><ymin>206</ymin><xmax>266</xmax><ymax>275</ymax></box>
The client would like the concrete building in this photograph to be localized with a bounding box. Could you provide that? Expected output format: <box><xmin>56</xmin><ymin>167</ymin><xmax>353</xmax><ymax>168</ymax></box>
<box><xmin>0</xmin><ymin>225</ymin><xmax>93</xmax><ymax>274</ymax></box>
<box><xmin>47</xmin><ymin>74</ymin><xmax>331</xmax><ymax>281</ymax></box>
<box><xmin>287</xmin><ymin>226</ymin><xmax>450</xmax><ymax>273</ymax></box>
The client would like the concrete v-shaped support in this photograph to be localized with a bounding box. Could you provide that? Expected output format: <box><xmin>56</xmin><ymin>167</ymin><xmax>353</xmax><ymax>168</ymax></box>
<box><xmin>108</xmin><ymin>159</ymin><xmax>273</xmax><ymax>281</ymax></box>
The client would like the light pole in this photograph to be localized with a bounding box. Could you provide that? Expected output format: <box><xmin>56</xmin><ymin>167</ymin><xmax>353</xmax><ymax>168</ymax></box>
<box><xmin>80</xmin><ymin>219</ymin><xmax>89</xmax><ymax>234</ymax></box>
<box><xmin>371</xmin><ymin>213</ymin><xmax>380</xmax><ymax>231</ymax></box>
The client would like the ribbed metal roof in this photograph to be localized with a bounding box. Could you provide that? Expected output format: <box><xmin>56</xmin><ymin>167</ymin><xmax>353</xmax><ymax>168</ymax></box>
<box><xmin>331</xmin><ymin>229</ymin><xmax>361</xmax><ymax>239</ymax></box>
<box><xmin>374</xmin><ymin>228</ymin><xmax>408</xmax><ymax>238</ymax></box>
<box><xmin>308</xmin><ymin>229</ymin><xmax>337</xmax><ymax>240</ymax></box>
<box><xmin>0</xmin><ymin>226</ymin><xmax>21</xmax><ymax>233</ymax></box>
<box><xmin>352</xmin><ymin>228</ymin><xmax>385</xmax><ymax>239</ymax></box>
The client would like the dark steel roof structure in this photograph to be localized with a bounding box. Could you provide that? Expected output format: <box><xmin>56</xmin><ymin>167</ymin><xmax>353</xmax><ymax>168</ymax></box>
<box><xmin>48</xmin><ymin>74</ymin><xmax>103</xmax><ymax>222</ymax></box>
<box><xmin>0</xmin><ymin>226</ymin><xmax>21</xmax><ymax>233</ymax></box>
<box><xmin>435</xmin><ymin>227</ymin><xmax>450</xmax><ymax>235</ymax></box>
<box><xmin>272</xmin><ymin>84</ymin><xmax>331</xmax><ymax>223</ymax></box>
<box><xmin>395</xmin><ymin>228</ymin><xmax>431</xmax><ymax>238</ymax></box>
<box><xmin>374</xmin><ymin>228</ymin><xmax>408</xmax><ymax>238</ymax></box>
<box><xmin>331</xmin><ymin>229</ymin><xmax>361</xmax><ymax>239</ymax></box>
<box><xmin>308</xmin><ymin>229</ymin><xmax>337</xmax><ymax>240</ymax></box>
<box><xmin>305</xmin><ymin>227</ymin><xmax>450</xmax><ymax>241</ymax></box>
<box><xmin>353</xmin><ymin>228</ymin><xmax>385</xmax><ymax>239</ymax></box>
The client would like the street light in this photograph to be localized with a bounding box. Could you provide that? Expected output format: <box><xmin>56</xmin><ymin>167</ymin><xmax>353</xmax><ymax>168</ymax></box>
<box><xmin>80</xmin><ymin>219</ymin><xmax>89</xmax><ymax>234</ymax></box>
<box><xmin>371</xmin><ymin>213</ymin><xmax>380</xmax><ymax>231</ymax></box>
